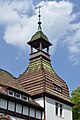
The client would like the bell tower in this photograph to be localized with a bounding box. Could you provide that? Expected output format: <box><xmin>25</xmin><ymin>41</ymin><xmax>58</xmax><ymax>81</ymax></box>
<box><xmin>18</xmin><ymin>6</ymin><xmax>73</xmax><ymax>120</ymax></box>
<box><xmin>27</xmin><ymin>30</ymin><xmax>52</xmax><ymax>61</ymax></box>
<box><xmin>27</xmin><ymin>6</ymin><xmax>52</xmax><ymax>62</ymax></box>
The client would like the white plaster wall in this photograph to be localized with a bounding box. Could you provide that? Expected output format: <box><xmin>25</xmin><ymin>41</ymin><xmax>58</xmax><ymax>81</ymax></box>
<box><xmin>64</xmin><ymin>104</ymin><xmax>72</xmax><ymax>120</ymax></box>
<box><xmin>45</xmin><ymin>97</ymin><xmax>72</xmax><ymax>120</ymax></box>
<box><xmin>35</xmin><ymin>96</ymin><xmax>72</xmax><ymax>120</ymax></box>
<box><xmin>35</xmin><ymin>97</ymin><xmax>44</xmax><ymax>119</ymax></box>
<box><xmin>35</xmin><ymin>97</ymin><xmax>44</xmax><ymax>107</ymax></box>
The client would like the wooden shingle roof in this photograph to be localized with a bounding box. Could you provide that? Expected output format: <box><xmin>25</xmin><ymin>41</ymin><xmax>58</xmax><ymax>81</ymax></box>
<box><xmin>0</xmin><ymin>69</ymin><xmax>27</xmax><ymax>93</ymax></box>
<box><xmin>30</xmin><ymin>31</ymin><xmax>49</xmax><ymax>42</ymax></box>
<box><xmin>0</xmin><ymin>69</ymin><xmax>44</xmax><ymax>109</ymax></box>
<box><xmin>27</xmin><ymin>31</ymin><xmax>52</xmax><ymax>49</ymax></box>
<box><xmin>18</xmin><ymin>56</ymin><xmax>73</xmax><ymax>105</ymax></box>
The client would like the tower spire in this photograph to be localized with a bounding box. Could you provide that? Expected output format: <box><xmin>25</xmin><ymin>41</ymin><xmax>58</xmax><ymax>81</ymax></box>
<box><xmin>35</xmin><ymin>6</ymin><xmax>42</xmax><ymax>31</ymax></box>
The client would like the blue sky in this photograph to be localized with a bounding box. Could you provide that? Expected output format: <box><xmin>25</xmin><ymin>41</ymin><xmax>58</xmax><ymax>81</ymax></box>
<box><xmin>0</xmin><ymin>0</ymin><xmax>80</xmax><ymax>95</ymax></box>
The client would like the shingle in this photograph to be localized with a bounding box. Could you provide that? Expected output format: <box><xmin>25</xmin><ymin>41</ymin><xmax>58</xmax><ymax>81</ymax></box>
<box><xmin>18</xmin><ymin>57</ymin><xmax>71</xmax><ymax>103</ymax></box>
<box><xmin>30</xmin><ymin>31</ymin><xmax>48</xmax><ymax>42</ymax></box>
<box><xmin>0</xmin><ymin>69</ymin><xmax>43</xmax><ymax>109</ymax></box>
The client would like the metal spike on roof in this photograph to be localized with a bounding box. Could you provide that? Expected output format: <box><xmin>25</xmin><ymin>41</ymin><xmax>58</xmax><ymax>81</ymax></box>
<box><xmin>35</xmin><ymin>5</ymin><xmax>43</xmax><ymax>31</ymax></box>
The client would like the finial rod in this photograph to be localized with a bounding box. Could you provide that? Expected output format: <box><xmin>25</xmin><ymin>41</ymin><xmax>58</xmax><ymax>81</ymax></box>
<box><xmin>35</xmin><ymin>6</ymin><xmax>43</xmax><ymax>31</ymax></box>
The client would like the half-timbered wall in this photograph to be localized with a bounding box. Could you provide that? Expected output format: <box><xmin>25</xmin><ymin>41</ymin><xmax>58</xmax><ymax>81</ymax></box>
<box><xmin>0</xmin><ymin>98</ymin><xmax>42</xmax><ymax>120</ymax></box>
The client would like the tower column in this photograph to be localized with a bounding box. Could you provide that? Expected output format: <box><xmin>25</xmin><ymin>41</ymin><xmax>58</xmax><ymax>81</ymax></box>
<box><xmin>30</xmin><ymin>46</ymin><xmax>33</xmax><ymax>54</ymax></box>
<box><xmin>47</xmin><ymin>47</ymin><xmax>49</xmax><ymax>54</ymax></box>
<box><xmin>40</xmin><ymin>42</ymin><xmax>42</xmax><ymax>51</ymax></box>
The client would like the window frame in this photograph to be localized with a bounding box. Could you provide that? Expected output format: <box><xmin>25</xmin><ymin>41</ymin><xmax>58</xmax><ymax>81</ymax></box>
<box><xmin>60</xmin><ymin>104</ymin><xmax>63</xmax><ymax>117</ymax></box>
<box><xmin>8</xmin><ymin>90</ymin><xmax>14</xmax><ymax>96</ymax></box>
<box><xmin>55</xmin><ymin>102</ymin><xmax>63</xmax><ymax>117</ymax></box>
<box><xmin>53</xmin><ymin>84</ymin><xmax>62</xmax><ymax>93</ymax></box>
<box><xmin>15</xmin><ymin>92</ymin><xmax>21</xmax><ymax>99</ymax></box>
<box><xmin>55</xmin><ymin>102</ymin><xmax>59</xmax><ymax>116</ymax></box>
<box><xmin>21</xmin><ymin>95</ymin><xmax>28</xmax><ymax>101</ymax></box>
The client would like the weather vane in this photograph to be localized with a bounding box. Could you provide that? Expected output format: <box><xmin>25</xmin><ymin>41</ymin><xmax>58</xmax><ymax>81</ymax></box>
<box><xmin>35</xmin><ymin>6</ymin><xmax>43</xmax><ymax>31</ymax></box>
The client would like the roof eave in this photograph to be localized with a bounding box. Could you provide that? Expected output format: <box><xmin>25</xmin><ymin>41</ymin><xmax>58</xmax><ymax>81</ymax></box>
<box><xmin>32</xmin><ymin>92</ymin><xmax>74</xmax><ymax>107</ymax></box>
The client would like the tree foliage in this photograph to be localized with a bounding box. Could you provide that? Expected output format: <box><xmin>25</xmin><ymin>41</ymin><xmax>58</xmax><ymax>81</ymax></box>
<box><xmin>71</xmin><ymin>87</ymin><xmax>80</xmax><ymax>120</ymax></box>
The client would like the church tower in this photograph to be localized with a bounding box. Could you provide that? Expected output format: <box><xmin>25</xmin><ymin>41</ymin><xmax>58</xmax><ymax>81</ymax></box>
<box><xmin>18</xmin><ymin>6</ymin><xmax>73</xmax><ymax>120</ymax></box>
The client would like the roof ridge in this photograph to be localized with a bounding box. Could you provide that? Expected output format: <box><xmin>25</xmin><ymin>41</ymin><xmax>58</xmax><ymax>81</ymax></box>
<box><xmin>0</xmin><ymin>68</ymin><xmax>16</xmax><ymax>79</ymax></box>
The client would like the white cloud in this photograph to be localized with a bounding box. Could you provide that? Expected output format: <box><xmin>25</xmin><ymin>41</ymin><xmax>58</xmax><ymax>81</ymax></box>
<box><xmin>0</xmin><ymin>0</ymin><xmax>34</xmax><ymax>25</ymax></box>
<box><xmin>39</xmin><ymin>1</ymin><xmax>75</xmax><ymax>50</ymax></box>
<box><xmin>65</xmin><ymin>27</ymin><xmax>80</xmax><ymax>65</ymax></box>
<box><xmin>3</xmin><ymin>15</ymin><xmax>37</xmax><ymax>49</ymax></box>
<box><xmin>37</xmin><ymin>1</ymin><xmax>80</xmax><ymax>64</ymax></box>
<box><xmin>0</xmin><ymin>0</ymin><xmax>80</xmax><ymax>65</ymax></box>
<box><xmin>0</xmin><ymin>0</ymin><xmax>36</xmax><ymax>49</ymax></box>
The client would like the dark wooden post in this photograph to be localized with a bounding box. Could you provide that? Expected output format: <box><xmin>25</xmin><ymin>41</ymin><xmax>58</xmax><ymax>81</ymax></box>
<box><xmin>40</xmin><ymin>42</ymin><xmax>42</xmax><ymax>51</ymax></box>
<box><xmin>31</xmin><ymin>46</ymin><xmax>33</xmax><ymax>54</ymax></box>
<box><xmin>47</xmin><ymin>47</ymin><xmax>49</xmax><ymax>54</ymax></box>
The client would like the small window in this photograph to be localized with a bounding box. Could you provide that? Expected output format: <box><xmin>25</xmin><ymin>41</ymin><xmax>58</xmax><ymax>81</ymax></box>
<box><xmin>53</xmin><ymin>84</ymin><xmax>62</xmax><ymax>93</ymax></box>
<box><xmin>55</xmin><ymin>102</ymin><xmax>58</xmax><ymax>116</ymax></box>
<box><xmin>22</xmin><ymin>95</ymin><xmax>28</xmax><ymax>101</ymax></box>
<box><xmin>55</xmin><ymin>102</ymin><xmax>63</xmax><ymax>117</ymax></box>
<box><xmin>15</xmin><ymin>93</ymin><xmax>21</xmax><ymax>99</ymax></box>
<box><xmin>8</xmin><ymin>90</ymin><xmax>14</xmax><ymax>96</ymax></box>
<box><xmin>60</xmin><ymin>104</ymin><xmax>63</xmax><ymax>117</ymax></box>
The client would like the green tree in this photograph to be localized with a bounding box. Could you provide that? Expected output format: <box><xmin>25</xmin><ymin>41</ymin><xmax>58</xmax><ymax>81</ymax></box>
<box><xmin>71</xmin><ymin>87</ymin><xmax>80</xmax><ymax>120</ymax></box>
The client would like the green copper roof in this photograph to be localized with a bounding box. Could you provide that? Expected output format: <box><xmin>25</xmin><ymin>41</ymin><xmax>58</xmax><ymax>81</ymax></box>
<box><xmin>30</xmin><ymin>31</ymin><xmax>48</xmax><ymax>42</ymax></box>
